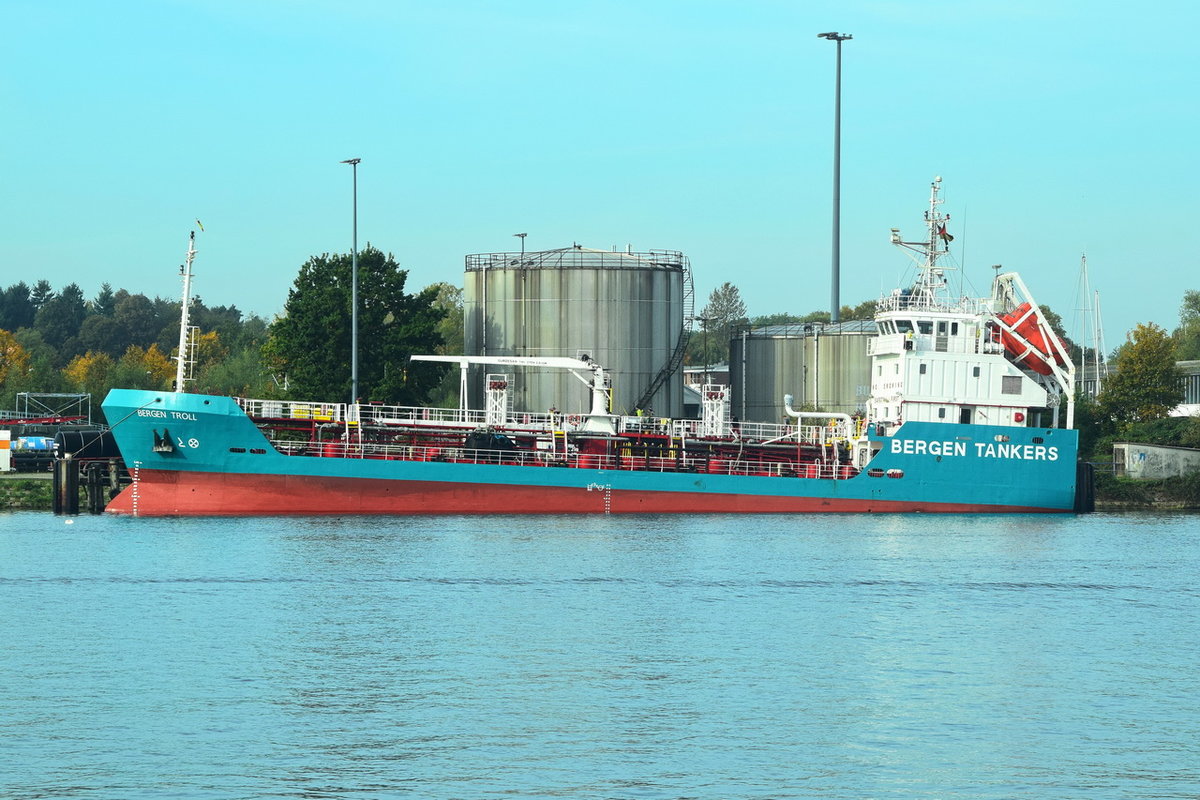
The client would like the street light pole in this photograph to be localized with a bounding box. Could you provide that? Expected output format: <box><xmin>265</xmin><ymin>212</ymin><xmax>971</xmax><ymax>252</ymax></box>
<box><xmin>818</xmin><ymin>32</ymin><xmax>851</xmax><ymax>324</ymax></box>
<box><xmin>690</xmin><ymin>315</ymin><xmax>715</xmax><ymax>386</ymax></box>
<box><xmin>341</xmin><ymin>158</ymin><xmax>361</xmax><ymax>406</ymax></box>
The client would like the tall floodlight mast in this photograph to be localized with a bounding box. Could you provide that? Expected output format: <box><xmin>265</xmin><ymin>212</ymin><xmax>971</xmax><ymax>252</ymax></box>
<box><xmin>341</xmin><ymin>158</ymin><xmax>361</xmax><ymax>406</ymax></box>
<box><xmin>818</xmin><ymin>31</ymin><xmax>852</xmax><ymax>323</ymax></box>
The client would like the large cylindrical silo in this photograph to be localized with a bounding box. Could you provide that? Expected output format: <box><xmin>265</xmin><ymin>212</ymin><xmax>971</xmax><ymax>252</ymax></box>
<box><xmin>730</xmin><ymin>321</ymin><xmax>876</xmax><ymax>423</ymax></box>
<box><xmin>464</xmin><ymin>246</ymin><xmax>688</xmax><ymax>417</ymax></box>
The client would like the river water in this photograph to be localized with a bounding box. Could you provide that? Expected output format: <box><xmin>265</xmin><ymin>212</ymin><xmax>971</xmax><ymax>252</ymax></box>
<box><xmin>1</xmin><ymin>511</ymin><xmax>1197</xmax><ymax>799</ymax></box>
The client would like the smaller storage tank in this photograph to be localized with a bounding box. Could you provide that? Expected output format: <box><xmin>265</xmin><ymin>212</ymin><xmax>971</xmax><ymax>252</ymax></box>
<box><xmin>730</xmin><ymin>320</ymin><xmax>876</xmax><ymax>423</ymax></box>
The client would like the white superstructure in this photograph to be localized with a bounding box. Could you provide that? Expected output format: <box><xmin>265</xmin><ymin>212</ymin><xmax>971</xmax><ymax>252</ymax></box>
<box><xmin>868</xmin><ymin>178</ymin><xmax>1075</xmax><ymax>434</ymax></box>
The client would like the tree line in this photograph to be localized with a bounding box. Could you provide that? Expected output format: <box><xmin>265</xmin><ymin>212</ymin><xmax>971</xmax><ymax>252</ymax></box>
<box><xmin>0</xmin><ymin>246</ymin><xmax>463</xmax><ymax>417</ymax></box>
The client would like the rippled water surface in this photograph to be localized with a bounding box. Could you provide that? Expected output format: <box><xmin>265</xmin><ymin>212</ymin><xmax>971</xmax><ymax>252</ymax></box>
<box><xmin>2</xmin><ymin>511</ymin><xmax>1198</xmax><ymax>799</ymax></box>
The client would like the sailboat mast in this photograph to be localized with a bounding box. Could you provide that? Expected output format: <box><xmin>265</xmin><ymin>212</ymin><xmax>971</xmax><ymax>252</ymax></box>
<box><xmin>1094</xmin><ymin>289</ymin><xmax>1107</xmax><ymax>395</ymax></box>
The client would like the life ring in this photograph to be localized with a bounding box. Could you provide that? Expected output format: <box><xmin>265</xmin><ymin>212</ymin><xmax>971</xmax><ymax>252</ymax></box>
<box><xmin>567</xmin><ymin>414</ymin><xmax>581</xmax><ymax>426</ymax></box>
<box><xmin>1014</xmin><ymin>411</ymin><xmax>1025</xmax><ymax>423</ymax></box>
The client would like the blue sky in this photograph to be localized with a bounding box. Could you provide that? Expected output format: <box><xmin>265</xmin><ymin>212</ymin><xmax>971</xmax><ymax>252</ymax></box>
<box><xmin>4</xmin><ymin>0</ymin><xmax>1198</xmax><ymax>353</ymax></box>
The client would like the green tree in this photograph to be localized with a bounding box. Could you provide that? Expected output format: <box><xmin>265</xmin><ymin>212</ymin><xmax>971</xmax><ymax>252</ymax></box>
<box><xmin>77</xmin><ymin>314</ymin><xmax>127</xmax><ymax>358</ymax></box>
<box><xmin>1037</xmin><ymin>304</ymin><xmax>1078</xmax><ymax>360</ymax></box>
<box><xmin>430</xmin><ymin>283</ymin><xmax>464</xmax><ymax>355</ymax></box>
<box><xmin>263</xmin><ymin>246</ymin><xmax>446</xmax><ymax>404</ymax></box>
<box><xmin>113</xmin><ymin>292</ymin><xmax>163</xmax><ymax>349</ymax></box>
<box><xmin>29</xmin><ymin>280</ymin><xmax>53</xmax><ymax>312</ymax></box>
<box><xmin>194</xmin><ymin>347</ymin><xmax>271</xmax><ymax>397</ymax></box>
<box><xmin>1173</xmin><ymin>289</ymin><xmax>1200</xmax><ymax>360</ymax></box>
<box><xmin>34</xmin><ymin>282</ymin><xmax>87</xmax><ymax>356</ymax></box>
<box><xmin>0</xmin><ymin>282</ymin><xmax>35</xmax><ymax>331</ymax></box>
<box><xmin>91</xmin><ymin>283</ymin><xmax>117</xmax><ymax>316</ymax></box>
<box><xmin>686</xmin><ymin>282</ymin><xmax>748</xmax><ymax>367</ymax></box>
<box><xmin>1097</xmin><ymin>323</ymin><xmax>1184</xmax><ymax>426</ymax></box>
<box><xmin>842</xmin><ymin>299</ymin><xmax>878</xmax><ymax>321</ymax></box>
<box><xmin>11</xmin><ymin>329</ymin><xmax>68</xmax><ymax>394</ymax></box>
<box><xmin>751</xmin><ymin>312</ymin><xmax>805</xmax><ymax>326</ymax></box>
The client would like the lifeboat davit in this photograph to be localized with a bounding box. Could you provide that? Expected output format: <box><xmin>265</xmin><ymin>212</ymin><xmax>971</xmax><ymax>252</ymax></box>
<box><xmin>997</xmin><ymin>302</ymin><xmax>1066</xmax><ymax>376</ymax></box>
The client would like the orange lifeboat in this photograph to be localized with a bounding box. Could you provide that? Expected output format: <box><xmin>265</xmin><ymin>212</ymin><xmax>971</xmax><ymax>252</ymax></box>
<box><xmin>997</xmin><ymin>302</ymin><xmax>1066</xmax><ymax>376</ymax></box>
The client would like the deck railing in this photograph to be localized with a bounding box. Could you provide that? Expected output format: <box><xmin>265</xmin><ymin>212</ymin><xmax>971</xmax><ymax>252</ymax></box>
<box><xmin>265</xmin><ymin>438</ymin><xmax>857</xmax><ymax>479</ymax></box>
<box><xmin>238</xmin><ymin>395</ymin><xmax>827</xmax><ymax>442</ymax></box>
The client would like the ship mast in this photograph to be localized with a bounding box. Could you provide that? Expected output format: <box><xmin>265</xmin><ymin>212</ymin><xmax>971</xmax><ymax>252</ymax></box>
<box><xmin>889</xmin><ymin>175</ymin><xmax>956</xmax><ymax>309</ymax></box>
<box><xmin>174</xmin><ymin>229</ymin><xmax>198</xmax><ymax>393</ymax></box>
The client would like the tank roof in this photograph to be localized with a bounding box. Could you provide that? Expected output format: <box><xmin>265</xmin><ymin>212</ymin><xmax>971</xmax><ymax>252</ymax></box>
<box><xmin>737</xmin><ymin>319</ymin><xmax>877</xmax><ymax>338</ymax></box>
<box><xmin>466</xmin><ymin>246</ymin><xmax>686</xmax><ymax>272</ymax></box>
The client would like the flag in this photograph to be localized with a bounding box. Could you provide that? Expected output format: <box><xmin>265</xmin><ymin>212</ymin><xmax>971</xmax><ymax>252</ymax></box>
<box><xmin>938</xmin><ymin>223</ymin><xmax>953</xmax><ymax>244</ymax></box>
<box><xmin>195</xmin><ymin>219</ymin><xmax>204</xmax><ymax>232</ymax></box>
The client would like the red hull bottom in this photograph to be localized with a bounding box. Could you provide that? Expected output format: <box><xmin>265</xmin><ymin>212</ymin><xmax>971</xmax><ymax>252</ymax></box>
<box><xmin>104</xmin><ymin>469</ymin><xmax>1058</xmax><ymax>516</ymax></box>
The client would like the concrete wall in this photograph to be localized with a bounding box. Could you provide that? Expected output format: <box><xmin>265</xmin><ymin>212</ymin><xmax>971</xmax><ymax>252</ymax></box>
<box><xmin>1113</xmin><ymin>442</ymin><xmax>1200</xmax><ymax>479</ymax></box>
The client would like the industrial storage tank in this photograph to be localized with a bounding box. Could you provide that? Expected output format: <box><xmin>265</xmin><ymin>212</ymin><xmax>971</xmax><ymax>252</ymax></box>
<box><xmin>729</xmin><ymin>320</ymin><xmax>876</xmax><ymax>423</ymax></box>
<box><xmin>463</xmin><ymin>246</ymin><xmax>691</xmax><ymax>417</ymax></box>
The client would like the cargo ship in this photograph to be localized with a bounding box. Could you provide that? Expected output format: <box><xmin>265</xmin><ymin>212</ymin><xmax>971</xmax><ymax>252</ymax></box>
<box><xmin>101</xmin><ymin>179</ymin><xmax>1083</xmax><ymax>515</ymax></box>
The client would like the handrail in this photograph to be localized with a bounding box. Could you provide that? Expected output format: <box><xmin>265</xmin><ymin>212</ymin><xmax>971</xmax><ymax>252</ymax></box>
<box><xmin>264</xmin><ymin>438</ymin><xmax>858</xmax><ymax>479</ymax></box>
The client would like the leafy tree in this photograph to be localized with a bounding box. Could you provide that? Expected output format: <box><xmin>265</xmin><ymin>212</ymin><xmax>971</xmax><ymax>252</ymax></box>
<box><xmin>686</xmin><ymin>282</ymin><xmax>748</xmax><ymax>367</ymax></box>
<box><xmin>1037</xmin><ymin>304</ymin><xmax>1078</xmax><ymax>361</ymax></box>
<box><xmin>194</xmin><ymin>347</ymin><xmax>271</xmax><ymax>397</ymax></box>
<box><xmin>426</xmin><ymin>282</ymin><xmax>466</xmax><ymax>408</ymax></box>
<box><xmin>0</xmin><ymin>329</ymin><xmax>31</xmax><ymax>387</ymax></box>
<box><xmin>11</xmin><ymin>329</ymin><xmax>68</xmax><ymax>394</ymax></box>
<box><xmin>64</xmin><ymin>351</ymin><xmax>115</xmax><ymax>397</ymax></box>
<box><xmin>0</xmin><ymin>282</ymin><xmax>35</xmax><ymax>331</ymax></box>
<box><xmin>113</xmin><ymin>293</ymin><xmax>163</xmax><ymax>349</ymax></box>
<box><xmin>108</xmin><ymin>345</ymin><xmax>174</xmax><ymax>391</ymax></box>
<box><xmin>751</xmin><ymin>312</ymin><xmax>805</xmax><ymax>326</ymax></box>
<box><xmin>842</xmin><ymin>299</ymin><xmax>878</xmax><ymax>321</ymax></box>
<box><xmin>430</xmin><ymin>283</ymin><xmax>464</xmax><ymax>355</ymax></box>
<box><xmin>263</xmin><ymin>246</ymin><xmax>447</xmax><ymax>404</ymax></box>
<box><xmin>1173</xmin><ymin>289</ymin><xmax>1200</xmax><ymax>360</ymax></box>
<box><xmin>34</xmin><ymin>283</ymin><xmax>87</xmax><ymax>356</ymax></box>
<box><xmin>703</xmin><ymin>282</ymin><xmax>747</xmax><ymax>333</ymax></box>
<box><xmin>77</xmin><ymin>314</ymin><xmax>127</xmax><ymax>358</ymax></box>
<box><xmin>1097</xmin><ymin>323</ymin><xmax>1184</xmax><ymax>426</ymax></box>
